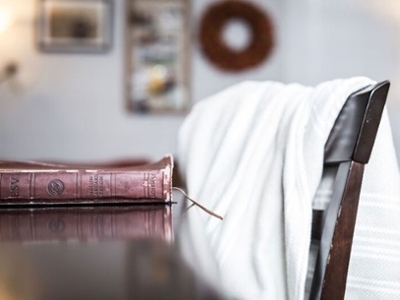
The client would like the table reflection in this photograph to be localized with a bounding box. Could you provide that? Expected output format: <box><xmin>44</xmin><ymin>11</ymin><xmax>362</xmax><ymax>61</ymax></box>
<box><xmin>0</xmin><ymin>204</ymin><xmax>225</xmax><ymax>299</ymax></box>
<box><xmin>0</xmin><ymin>205</ymin><xmax>173</xmax><ymax>243</ymax></box>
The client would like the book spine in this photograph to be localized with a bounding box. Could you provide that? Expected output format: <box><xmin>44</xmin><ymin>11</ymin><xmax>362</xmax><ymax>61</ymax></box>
<box><xmin>0</xmin><ymin>169</ymin><xmax>168</xmax><ymax>204</ymax></box>
<box><xmin>0</xmin><ymin>206</ymin><xmax>173</xmax><ymax>242</ymax></box>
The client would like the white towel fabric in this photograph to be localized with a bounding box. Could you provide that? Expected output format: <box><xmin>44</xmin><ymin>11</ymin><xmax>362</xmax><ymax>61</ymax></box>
<box><xmin>176</xmin><ymin>78</ymin><xmax>400</xmax><ymax>300</ymax></box>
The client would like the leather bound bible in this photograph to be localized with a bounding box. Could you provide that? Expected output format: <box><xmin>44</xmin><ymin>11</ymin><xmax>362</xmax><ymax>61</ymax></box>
<box><xmin>0</xmin><ymin>205</ymin><xmax>173</xmax><ymax>242</ymax></box>
<box><xmin>0</xmin><ymin>155</ymin><xmax>173</xmax><ymax>205</ymax></box>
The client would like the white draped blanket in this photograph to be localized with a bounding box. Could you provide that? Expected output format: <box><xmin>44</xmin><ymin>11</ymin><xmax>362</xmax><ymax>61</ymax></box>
<box><xmin>176</xmin><ymin>78</ymin><xmax>400</xmax><ymax>300</ymax></box>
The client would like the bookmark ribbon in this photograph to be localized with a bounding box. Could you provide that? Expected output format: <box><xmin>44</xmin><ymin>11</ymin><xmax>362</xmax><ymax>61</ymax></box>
<box><xmin>172</xmin><ymin>187</ymin><xmax>223</xmax><ymax>220</ymax></box>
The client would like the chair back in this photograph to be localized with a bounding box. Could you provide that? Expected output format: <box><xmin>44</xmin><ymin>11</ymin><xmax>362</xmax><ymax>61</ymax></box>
<box><xmin>310</xmin><ymin>81</ymin><xmax>390</xmax><ymax>300</ymax></box>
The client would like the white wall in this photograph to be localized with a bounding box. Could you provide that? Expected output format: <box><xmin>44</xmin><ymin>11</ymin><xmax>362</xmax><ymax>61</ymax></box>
<box><xmin>283</xmin><ymin>1</ymin><xmax>399</xmax><ymax>85</ymax></box>
<box><xmin>0</xmin><ymin>0</ymin><xmax>399</xmax><ymax>162</ymax></box>
<box><xmin>0</xmin><ymin>0</ymin><xmax>184</xmax><ymax>161</ymax></box>
<box><xmin>281</xmin><ymin>0</ymin><xmax>400</xmax><ymax>159</ymax></box>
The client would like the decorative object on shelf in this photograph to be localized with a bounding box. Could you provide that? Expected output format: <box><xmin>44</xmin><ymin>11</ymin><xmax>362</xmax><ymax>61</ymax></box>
<box><xmin>126</xmin><ymin>0</ymin><xmax>190</xmax><ymax>114</ymax></box>
<box><xmin>37</xmin><ymin>0</ymin><xmax>113</xmax><ymax>53</ymax></box>
<box><xmin>199</xmin><ymin>0</ymin><xmax>274</xmax><ymax>72</ymax></box>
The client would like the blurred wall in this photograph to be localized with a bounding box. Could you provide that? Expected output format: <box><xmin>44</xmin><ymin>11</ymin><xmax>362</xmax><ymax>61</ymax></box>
<box><xmin>0</xmin><ymin>0</ymin><xmax>399</xmax><ymax>162</ymax></box>
<box><xmin>0</xmin><ymin>0</ymin><xmax>183</xmax><ymax>161</ymax></box>
<box><xmin>0</xmin><ymin>0</ymin><xmax>283</xmax><ymax>162</ymax></box>
<box><xmin>282</xmin><ymin>0</ymin><xmax>400</xmax><ymax>157</ymax></box>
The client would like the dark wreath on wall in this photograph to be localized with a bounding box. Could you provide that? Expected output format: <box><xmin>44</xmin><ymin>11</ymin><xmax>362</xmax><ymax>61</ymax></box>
<box><xmin>199</xmin><ymin>1</ymin><xmax>275</xmax><ymax>72</ymax></box>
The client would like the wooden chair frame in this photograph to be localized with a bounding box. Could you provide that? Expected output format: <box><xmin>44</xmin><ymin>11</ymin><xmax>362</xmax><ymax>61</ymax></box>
<box><xmin>310</xmin><ymin>81</ymin><xmax>390</xmax><ymax>300</ymax></box>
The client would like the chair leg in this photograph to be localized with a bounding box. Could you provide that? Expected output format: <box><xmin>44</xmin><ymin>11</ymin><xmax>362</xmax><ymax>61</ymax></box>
<box><xmin>309</xmin><ymin>161</ymin><xmax>364</xmax><ymax>300</ymax></box>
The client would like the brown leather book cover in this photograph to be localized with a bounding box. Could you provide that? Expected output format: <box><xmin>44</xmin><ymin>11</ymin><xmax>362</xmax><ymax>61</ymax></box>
<box><xmin>0</xmin><ymin>155</ymin><xmax>173</xmax><ymax>205</ymax></box>
<box><xmin>0</xmin><ymin>205</ymin><xmax>173</xmax><ymax>242</ymax></box>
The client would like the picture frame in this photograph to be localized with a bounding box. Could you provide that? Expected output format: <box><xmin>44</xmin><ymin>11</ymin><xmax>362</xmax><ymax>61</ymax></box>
<box><xmin>37</xmin><ymin>0</ymin><xmax>113</xmax><ymax>53</ymax></box>
<box><xmin>125</xmin><ymin>0</ymin><xmax>191</xmax><ymax>114</ymax></box>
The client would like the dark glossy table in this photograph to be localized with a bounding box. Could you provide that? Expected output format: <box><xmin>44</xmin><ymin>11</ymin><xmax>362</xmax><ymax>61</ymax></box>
<box><xmin>0</xmin><ymin>200</ymin><xmax>224</xmax><ymax>300</ymax></box>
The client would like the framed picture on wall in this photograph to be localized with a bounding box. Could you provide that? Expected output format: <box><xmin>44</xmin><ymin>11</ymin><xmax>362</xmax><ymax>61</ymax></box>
<box><xmin>125</xmin><ymin>0</ymin><xmax>190</xmax><ymax>114</ymax></box>
<box><xmin>37</xmin><ymin>0</ymin><xmax>113</xmax><ymax>53</ymax></box>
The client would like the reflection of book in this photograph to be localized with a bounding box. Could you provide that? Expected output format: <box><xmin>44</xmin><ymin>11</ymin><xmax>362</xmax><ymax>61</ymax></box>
<box><xmin>0</xmin><ymin>155</ymin><xmax>173</xmax><ymax>205</ymax></box>
<box><xmin>0</xmin><ymin>205</ymin><xmax>173</xmax><ymax>242</ymax></box>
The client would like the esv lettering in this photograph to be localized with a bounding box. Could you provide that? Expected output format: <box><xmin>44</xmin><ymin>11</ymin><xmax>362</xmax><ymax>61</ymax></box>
<box><xmin>150</xmin><ymin>173</ymin><xmax>157</xmax><ymax>198</ymax></box>
<box><xmin>10</xmin><ymin>177</ymin><xmax>19</xmax><ymax>197</ymax></box>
